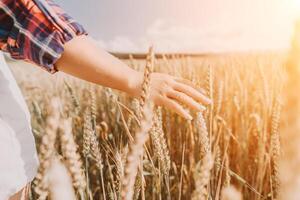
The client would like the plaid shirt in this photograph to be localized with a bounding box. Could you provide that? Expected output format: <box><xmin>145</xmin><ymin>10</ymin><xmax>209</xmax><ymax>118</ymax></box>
<box><xmin>0</xmin><ymin>0</ymin><xmax>87</xmax><ymax>73</ymax></box>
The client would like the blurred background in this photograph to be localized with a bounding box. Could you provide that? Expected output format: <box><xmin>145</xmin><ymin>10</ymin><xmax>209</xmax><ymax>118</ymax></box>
<box><xmin>56</xmin><ymin>0</ymin><xmax>300</xmax><ymax>53</ymax></box>
<box><xmin>5</xmin><ymin>0</ymin><xmax>300</xmax><ymax>199</ymax></box>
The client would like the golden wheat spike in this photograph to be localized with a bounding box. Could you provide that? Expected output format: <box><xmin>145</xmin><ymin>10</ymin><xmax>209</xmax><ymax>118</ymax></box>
<box><xmin>195</xmin><ymin>112</ymin><xmax>210</xmax><ymax>156</ymax></box>
<box><xmin>121</xmin><ymin>105</ymin><xmax>153</xmax><ymax>200</ymax></box>
<box><xmin>191</xmin><ymin>152</ymin><xmax>214</xmax><ymax>200</ymax></box>
<box><xmin>59</xmin><ymin>118</ymin><xmax>86</xmax><ymax>193</ymax></box>
<box><xmin>150</xmin><ymin>107</ymin><xmax>171</xmax><ymax>176</ymax></box>
<box><xmin>34</xmin><ymin>98</ymin><xmax>61</xmax><ymax>200</ymax></box>
<box><xmin>270</xmin><ymin>97</ymin><xmax>282</xmax><ymax>198</ymax></box>
<box><xmin>139</xmin><ymin>46</ymin><xmax>154</xmax><ymax>111</ymax></box>
<box><xmin>191</xmin><ymin>111</ymin><xmax>213</xmax><ymax>200</ymax></box>
<box><xmin>83</xmin><ymin>108</ymin><xmax>93</xmax><ymax>158</ymax></box>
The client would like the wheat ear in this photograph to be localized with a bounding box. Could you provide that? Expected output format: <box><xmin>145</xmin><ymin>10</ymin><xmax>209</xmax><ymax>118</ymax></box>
<box><xmin>34</xmin><ymin>98</ymin><xmax>60</xmax><ymax>200</ymax></box>
<box><xmin>195</xmin><ymin>112</ymin><xmax>210</xmax><ymax>156</ymax></box>
<box><xmin>121</xmin><ymin>105</ymin><xmax>153</xmax><ymax>200</ymax></box>
<box><xmin>270</xmin><ymin>97</ymin><xmax>282</xmax><ymax>198</ymax></box>
<box><xmin>150</xmin><ymin>107</ymin><xmax>170</xmax><ymax>176</ymax></box>
<box><xmin>191</xmin><ymin>152</ymin><xmax>214</xmax><ymax>200</ymax></box>
<box><xmin>64</xmin><ymin>81</ymin><xmax>80</xmax><ymax>114</ymax></box>
<box><xmin>59</xmin><ymin>118</ymin><xmax>86</xmax><ymax>193</ymax></box>
<box><xmin>83</xmin><ymin>108</ymin><xmax>93</xmax><ymax>158</ymax></box>
<box><xmin>192</xmin><ymin>111</ymin><xmax>213</xmax><ymax>200</ymax></box>
<box><xmin>90</xmin><ymin>87</ymin><xmax>97</xmax><ymax>128</ymax></box>
<box><xmin>138</xmin><ymin>46</ymin><xmax>154</xmax><ymax>117</ymax></box>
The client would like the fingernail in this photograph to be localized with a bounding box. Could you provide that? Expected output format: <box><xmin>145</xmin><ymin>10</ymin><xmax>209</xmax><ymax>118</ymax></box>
<box><xmin>199</xmin><ymin>88</ymin><xmax>207</xmax><ymax>94</ymax></box>
<box><xmin>206</xmin><ymin>98</ymin><xmax>212</xmax><ymax>105</ymax></box>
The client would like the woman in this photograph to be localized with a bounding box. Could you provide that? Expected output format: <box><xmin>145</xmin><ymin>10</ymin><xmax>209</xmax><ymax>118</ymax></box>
<box><xmin>0</xmin><ymin>0</ymin><xmax>211</xmax><ymax>199</ymax></box>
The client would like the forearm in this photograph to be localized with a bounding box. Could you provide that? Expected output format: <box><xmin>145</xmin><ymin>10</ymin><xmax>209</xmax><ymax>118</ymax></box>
<box><xmin>55</xmin><ymin>35</ymin><xmax>143</xmax><ymax>97</ymax></box>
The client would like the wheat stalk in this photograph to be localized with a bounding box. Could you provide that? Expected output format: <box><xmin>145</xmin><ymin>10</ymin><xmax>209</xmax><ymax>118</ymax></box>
<box><xmin>216</xmin><ymin>81</ymin><xmax>224</xmax><ymax>115</ymax></box>
<box><xmin>120</xmin><ymin>47</ymin><xmax>155</xmax><ymax>200</ymax></box>
<box><xmin>131</xmin><ymin>46</ymin><xmax>155</xmax><ymax>200</ymax></box>
<box><xmin>223</xmin><ymin>153</ymin><xmax>231</xmax><ymax>188</ymax></box>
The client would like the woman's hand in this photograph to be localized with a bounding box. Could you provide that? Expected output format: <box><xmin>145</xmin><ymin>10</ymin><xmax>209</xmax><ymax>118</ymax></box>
<box><xmin>129</xmin><ymin>72</ymin><xmax>211</xmax><ymax>120</ymax></box>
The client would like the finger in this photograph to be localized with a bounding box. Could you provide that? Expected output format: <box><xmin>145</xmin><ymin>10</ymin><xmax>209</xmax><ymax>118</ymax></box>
<box><xmin>173</xmin><ymin>82</ymin><xmax>211</xmax><ymax>105</ymax></box>
<box><xmin>167</xmin><ymin>90</ymin><xmax>206</xmax><ymax>112</ymax></box>
<box><xmin>175</xmin><ymin>77</ymin><xmax>207</xmax><ymax>95</ymax></box>
<box><xmin>163</xmin><ymin>97</ymin><xmax>193</xmax><ymax>120</ymax></box>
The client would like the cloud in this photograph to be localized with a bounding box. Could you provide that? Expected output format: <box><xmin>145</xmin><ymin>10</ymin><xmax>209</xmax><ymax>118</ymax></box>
<box><xmin>100</xmin><ymin>14</ymin><xmax>295</xmax><ymax>53</ymax></box>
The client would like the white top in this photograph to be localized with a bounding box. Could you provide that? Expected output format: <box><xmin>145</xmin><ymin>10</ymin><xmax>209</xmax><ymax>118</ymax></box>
<box><xmin>0</xmin><ymin>53</ymin><xmax>39</xmax><ymax>199</ymax></box>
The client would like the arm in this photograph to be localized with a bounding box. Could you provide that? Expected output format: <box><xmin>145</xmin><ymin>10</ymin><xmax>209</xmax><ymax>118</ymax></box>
<box><xmin>56</xmin><ymin>36</ymin><xmax>211</xmax><ymax>120</ymax></box>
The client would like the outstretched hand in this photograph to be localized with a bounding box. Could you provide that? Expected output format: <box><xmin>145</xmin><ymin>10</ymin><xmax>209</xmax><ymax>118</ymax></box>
<box><xmin>130</xmin><ymin>72</ymin><xmax>211</xmax><ymax>120</ymax></box>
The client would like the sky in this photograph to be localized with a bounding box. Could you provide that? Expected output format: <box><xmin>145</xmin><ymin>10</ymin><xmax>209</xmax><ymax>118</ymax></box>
<box><xmin>56</xmin><ymin>0</ymin><xmax>300</xmax><ymax>53</ymax></box>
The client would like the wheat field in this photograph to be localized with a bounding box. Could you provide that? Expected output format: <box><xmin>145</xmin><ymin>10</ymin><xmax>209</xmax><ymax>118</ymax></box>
<box><xmin>6</xmin><ymin>50</ymin><xmax>296</xmax><ymax>200</ymax></box>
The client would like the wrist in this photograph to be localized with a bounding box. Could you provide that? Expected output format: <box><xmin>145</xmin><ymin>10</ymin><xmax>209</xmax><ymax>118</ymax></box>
<box><xmin>127</xmin><ymin>70</ymin><xmax>143</xmax><ymax>98</ymax></box>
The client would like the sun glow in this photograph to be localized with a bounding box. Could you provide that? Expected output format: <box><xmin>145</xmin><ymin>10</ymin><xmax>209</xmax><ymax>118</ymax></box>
<box><xmin>296</xmin><ymin>0</ymin><xmax>300</xmax><ymax>7</ymax></box>
<box><xmin>292</xmin><ymin>0</ymin><xmax>300</xmax><ymax>14</ymax></box>
<box><xmin>281</xmin><ymin>0</ymin><xmax>300</xmax><ymax>23</ymax></box>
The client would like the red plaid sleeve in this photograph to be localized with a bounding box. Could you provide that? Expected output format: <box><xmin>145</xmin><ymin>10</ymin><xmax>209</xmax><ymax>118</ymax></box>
<box><xmin>0</xmin><ymin>0</ymin><xmax>88</xmax><ymax>73</ymax></box>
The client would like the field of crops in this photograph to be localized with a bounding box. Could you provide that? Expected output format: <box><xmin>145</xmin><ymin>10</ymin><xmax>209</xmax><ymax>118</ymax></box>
<box><xmin>7</xmin><ymin>50</ymin><xmax>298</xmax><ymax>200</ymax></box>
